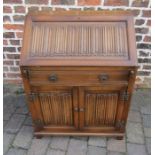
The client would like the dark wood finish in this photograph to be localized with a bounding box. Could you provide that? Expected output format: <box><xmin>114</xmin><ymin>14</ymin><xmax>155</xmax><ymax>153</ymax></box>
<box><xmin>20</xmin><ymin>11</ymin><xmax>137</xmax><ymax>138</ymax></box>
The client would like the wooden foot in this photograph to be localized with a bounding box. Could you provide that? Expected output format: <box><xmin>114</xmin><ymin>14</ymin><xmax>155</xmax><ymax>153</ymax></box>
<box><xmin>35</xmin><ymin>135</ymin><xmax>43</xmax><ymax>139</ymax></box>
<box><xmin>116</xmin><ymin>136</ymin><xmax>124</xmax><ymax>140</ymax></box>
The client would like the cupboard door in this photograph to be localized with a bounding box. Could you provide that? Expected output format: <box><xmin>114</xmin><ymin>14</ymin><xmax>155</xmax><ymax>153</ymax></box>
<box><xmin>29</xmin><ymin>86</ymin><xmax>78</xmax><ymax>131</ymax></box>
<box><xmin>79</xmin><ymin>86</ymin><xmax>128</xmax><ymax>132</ymax></box>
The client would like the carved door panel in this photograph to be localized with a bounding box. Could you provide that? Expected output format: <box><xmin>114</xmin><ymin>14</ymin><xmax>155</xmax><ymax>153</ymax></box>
<box><xmin>28</xmin><ymin>86</ymin><xmax>78</xmax><ymax>131</ymax></box>
<box><xmin>79</xmin><ymin>86</ymin><xmax>128</xmax><ymax>132</ymax></box>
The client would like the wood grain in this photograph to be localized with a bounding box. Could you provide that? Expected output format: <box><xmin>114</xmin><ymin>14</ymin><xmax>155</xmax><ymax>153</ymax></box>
<box><xmin>38</xmin><ymin>92</ymin><xmax>73</xmax><ymax>126</ymax></box>
<box><xmin>29</xmin><ymin>22</ymin><xmax>128</xmax><ymax>58</ymax></box>
<box><xmin>20</xmin><ymin>10</ymin><xmax>137</xmax><ymax>66</ymax></box>
<box><xmin>20</xmin><ymin>11</ymin><xmax>137</xmax><ymax>137</ymax></box>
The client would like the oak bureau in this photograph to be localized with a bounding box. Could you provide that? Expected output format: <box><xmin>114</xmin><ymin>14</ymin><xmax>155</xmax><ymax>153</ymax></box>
<box><xmin>20</xmin><ymin>11</ymin><xmax>137</xmax><ymax>139</ymax></box>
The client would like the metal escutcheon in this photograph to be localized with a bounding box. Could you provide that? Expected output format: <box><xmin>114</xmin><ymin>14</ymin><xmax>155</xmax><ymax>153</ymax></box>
<box><xmin>49</xmin><ymin>74</ymin><xmax>58</xmax><ymax>82</ymax></box>
<box><xmin>74</xmin><ymin>107</ymin><xmax>78</xmax><ymax>112</ymax></box>
<box><xmin>98</xmin><ymin>73</ymin><xmax>109</xmax><ymax>81</ymax></box>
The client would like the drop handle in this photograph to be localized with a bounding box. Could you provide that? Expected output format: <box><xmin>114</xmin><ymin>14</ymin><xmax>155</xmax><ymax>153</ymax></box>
<box><xmin>98</xmin><ymin>74</ymin><xmax>109</xmax><ymax>81</ymax></box>
<box><xmin>74</xmin><ymin>107</ymin><xmax>78</xmax><ymax>112</ymax></box>
<box><xmin>49</xmin><ymin>74</ymin><xmax>58</xmax><ymax>82</ymax></box>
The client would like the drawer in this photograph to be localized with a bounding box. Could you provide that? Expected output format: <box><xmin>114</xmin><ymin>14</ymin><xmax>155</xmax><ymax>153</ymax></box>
<box><xmin>27</xmin><ymin>69</ymin><xmax>130</xmax><ymax>86</ymax></box>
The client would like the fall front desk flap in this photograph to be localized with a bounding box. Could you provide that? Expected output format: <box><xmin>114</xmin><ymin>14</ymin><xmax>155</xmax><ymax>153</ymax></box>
<box><xmin>20</xmin><ymin>11</ymin><xmax>137</xmax><ymax>66</ymax></box>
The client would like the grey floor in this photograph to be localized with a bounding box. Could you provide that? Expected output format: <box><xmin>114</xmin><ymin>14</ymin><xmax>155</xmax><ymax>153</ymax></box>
<box><xmin>3</xmin><ymin>89</ymin><xmax>151</xmax><ymax>155</ymax></box>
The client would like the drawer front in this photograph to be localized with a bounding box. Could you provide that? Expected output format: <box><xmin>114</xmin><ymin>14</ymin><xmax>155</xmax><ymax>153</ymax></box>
<box><xmin>27</xmin><ymin>69</ymin><xmax>130</xmax><ymax>86</ymax></box>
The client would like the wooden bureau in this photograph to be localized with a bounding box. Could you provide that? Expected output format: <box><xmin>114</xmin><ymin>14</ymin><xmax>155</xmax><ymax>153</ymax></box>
<box><xmin>20</xmin><ymin>11</ymin><xmax>137</xmax><ymax>139</ymax></box>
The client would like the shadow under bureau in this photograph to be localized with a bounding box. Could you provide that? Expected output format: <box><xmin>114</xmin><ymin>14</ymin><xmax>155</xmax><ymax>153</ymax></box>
<box><xmin>20</xmin><ymin>11</ymin><xmax>138</xmax><ymax>139</ymax></box>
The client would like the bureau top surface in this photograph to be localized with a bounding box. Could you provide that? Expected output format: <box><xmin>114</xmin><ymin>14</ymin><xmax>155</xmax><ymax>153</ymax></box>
<box><xmin>20</xmin><ymin>10</ymin><xmax>137</xmax><ymax>66</ymax></box>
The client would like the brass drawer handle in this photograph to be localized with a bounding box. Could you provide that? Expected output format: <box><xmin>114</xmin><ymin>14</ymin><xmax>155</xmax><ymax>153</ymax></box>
<box><xmin>98</xmin><ymin>74</ymin><xmax>109</xmax><ymax>81</ymax></box>
<box><xmin>74</xmin><ymin>107</ymin><xmax>78</xmax><ymax>112</ymax></box>
<box><xmin>49</xmin><ymin>74</ymin><xmax>58</xmax><ymax>82</ymax></box>
<box><xmin>79</xmin><ymin>108</ymin><xmax>84</xmax><ymax>112</ymax></box>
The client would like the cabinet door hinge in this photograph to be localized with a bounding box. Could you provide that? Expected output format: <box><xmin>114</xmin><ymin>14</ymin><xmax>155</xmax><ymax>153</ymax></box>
<box><xmin>116</xmin><ymin>120</ymin><xmax>125</xmax><ymax>129</ymax></box>
<box><xmin>28</xmin><ymin>93</ymin><xmax>37</xmax><ymax>102</ymax></box>
<box><xmin>120</xmin><ymin>91</ymin><xmax>129</xmax><ymax>101</ymax></box>
<box><xmin>22</xmin><ymin>69</ymin><xmax>29</xmax><ymax>79</ymax></box>
<box><xmin>33</xmin><ymin>119</ymin><xmax>44</xmax><ymax>128</ymax></box>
